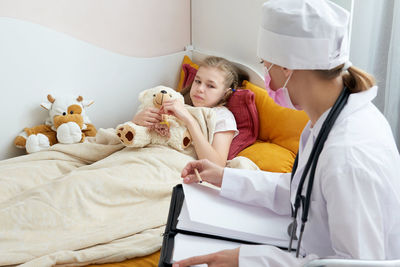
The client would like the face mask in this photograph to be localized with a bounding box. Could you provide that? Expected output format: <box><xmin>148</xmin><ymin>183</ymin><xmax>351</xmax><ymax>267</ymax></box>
<box><xmin>264</xmin><ymin>64</ymin><xmax>299</xmax><ymax>110</ymax></box>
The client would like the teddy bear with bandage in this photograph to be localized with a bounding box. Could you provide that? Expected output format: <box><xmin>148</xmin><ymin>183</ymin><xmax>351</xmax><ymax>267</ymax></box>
<box><xmin>116</xmin><ymin>86</ymin><xmax>191</xmax><ymax>151</ymax></box>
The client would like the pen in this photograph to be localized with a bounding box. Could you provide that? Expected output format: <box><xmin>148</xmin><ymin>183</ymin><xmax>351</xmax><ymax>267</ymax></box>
<box><xmin>194</xmin><ymin>168</ymin><xmax>203</xmax><ymax>183</ymax></box>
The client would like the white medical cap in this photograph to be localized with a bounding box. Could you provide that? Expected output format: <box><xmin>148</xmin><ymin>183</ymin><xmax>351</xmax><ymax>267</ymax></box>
<box><xmin>257</xmin><ymin>0</ymin><xmax>350</xmax><ymax>70</ymax></box>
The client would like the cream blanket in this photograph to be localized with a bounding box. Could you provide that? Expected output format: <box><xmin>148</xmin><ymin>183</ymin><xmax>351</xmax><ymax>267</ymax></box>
<box><xmin>0</xmin><ymin>107</ymin><xmax>258</xmax><ymax>267</ymax></box>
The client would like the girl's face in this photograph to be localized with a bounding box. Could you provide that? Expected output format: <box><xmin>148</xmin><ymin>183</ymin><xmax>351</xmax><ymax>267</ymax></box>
<box><xmin>190</xmin><ymin>66</ymin><xmax>228</xmax><ymax>107</ymax></box>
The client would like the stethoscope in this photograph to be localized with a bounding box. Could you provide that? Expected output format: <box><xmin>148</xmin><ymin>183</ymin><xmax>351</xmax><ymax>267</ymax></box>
<box><xmin>288</xmin><ymin>86</ymin><xmax>351</xmax><ymax>257</ymax></box>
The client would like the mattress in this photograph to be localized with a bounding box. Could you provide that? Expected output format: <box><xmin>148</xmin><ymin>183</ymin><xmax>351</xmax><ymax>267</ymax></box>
<box><xmin>87</xmin><ymin>251</ymin><xmax>160</xmax><ymax>267</ymax></box>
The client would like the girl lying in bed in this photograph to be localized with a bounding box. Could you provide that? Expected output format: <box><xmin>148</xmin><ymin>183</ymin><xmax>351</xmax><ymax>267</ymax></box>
<box><xmin>133</xmin><ymin>56</ymin><xmax>240</xmax><ymax>166</ymax></box>
<box><xmin>0</xmin><ymin>56</ymin><xmax>241</xmax><ymax>266</ymax></box>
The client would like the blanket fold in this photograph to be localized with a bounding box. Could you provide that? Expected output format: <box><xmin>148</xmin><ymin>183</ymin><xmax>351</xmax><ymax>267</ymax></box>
<box><xmin>0</xmin><ymin>106</ymin><xmax>257</xmax><ymax>266</ymax></box>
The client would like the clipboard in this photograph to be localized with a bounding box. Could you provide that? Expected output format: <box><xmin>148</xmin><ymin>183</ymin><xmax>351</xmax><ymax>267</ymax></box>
<box><xmin>158</xmin><ymin>184</ymin><xmax>294</xmax><ymax>266</ymax></box>
<box><xmin>159</xmin><ymin>184</ymin><xmax>184</xmax><ymax>267</ymax></box>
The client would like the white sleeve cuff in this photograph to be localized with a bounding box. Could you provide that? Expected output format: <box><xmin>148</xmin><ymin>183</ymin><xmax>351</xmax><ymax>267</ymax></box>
<box><xmin>220</xmin><ymin>167</ymin><xmax>242</xmax><ymax>200</ymax></box>
<box><xmin>239</xmin><ymin>244</ymin><xmax>317</xmax><ymax>267</ymax></box>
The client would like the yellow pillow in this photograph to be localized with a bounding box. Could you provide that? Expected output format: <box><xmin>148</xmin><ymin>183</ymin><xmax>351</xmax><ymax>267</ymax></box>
<box><xmin>241</xmin><ymin>80</ymin><xmax>309</xmax><ymax>154</ymax></box>
<box><xmin>177</xmin><ymin>55</ymin><xmax>199</xmax><ymax>92</ymax></box>
<box><xmin>238</xmin><ymin>141</ymin><xmax>296</xmax><ymax>173</ymax></box>
<box><xmin>237</xmin><ymin>81</ymin><xmax>308</xmax><ymax>172</ymax></box>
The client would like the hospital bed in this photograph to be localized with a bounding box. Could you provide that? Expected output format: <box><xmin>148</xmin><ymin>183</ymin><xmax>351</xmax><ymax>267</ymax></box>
<box><xmin>0</xmin><ymin>16</ymin><xmax>308</xmax><ymax>266</ymax></box>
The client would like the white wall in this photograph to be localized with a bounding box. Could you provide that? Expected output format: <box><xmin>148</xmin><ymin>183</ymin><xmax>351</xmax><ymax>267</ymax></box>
<box><xmin>192</xmin><ymin>0</ymin><xmax>267</xmax><ymax>75</ymax></box>
<box><xmin>349</xmin><ymin>0</ymin><xmax>381</xmax><ymax>72</ymax></box>
<box><xmin>192</xmin><ymin>0</ymin><xmax>353</xmax><ymax>78</ymax></box>
<box><xmin>0</xmin><ymin>0</ymin><xmax>190</xmax><ymax>57</ymax></box>
<box><xmin>348</xmin><ymin>0</ymin><xmax>393</xmax><ymax>112</ymax></box>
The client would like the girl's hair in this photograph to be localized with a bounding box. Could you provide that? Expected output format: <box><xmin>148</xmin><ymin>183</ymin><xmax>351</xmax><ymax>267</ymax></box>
<box><xmin>314</xmin><ymin>64</ymin><xmax>375</xmax><ymax>93</ymax></box>
<box><xmin>181</xmin><ymin>56</ymin><xmax>240</xmax><ymax>106</ymax></box>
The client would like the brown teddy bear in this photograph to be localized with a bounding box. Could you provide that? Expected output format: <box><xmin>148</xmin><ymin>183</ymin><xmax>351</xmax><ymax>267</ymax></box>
<box><xmin>116</xmin><ymin>86</ymin><xmax>191</xmax><ymax>151</ymax></box>
<box><xmin>14</xmin><ymin>94</ymin><xmax>97</xmax><ymax>153</ymax></box>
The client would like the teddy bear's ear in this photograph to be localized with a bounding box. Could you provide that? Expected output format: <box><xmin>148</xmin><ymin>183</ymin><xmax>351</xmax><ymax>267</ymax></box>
<box><xmin>82</xmin><ymin>100</ymin><xmax>94</xmax><ymax>108</ymax></box>
<box><xmin>138</xmin><ymin>90</ymin><xmax>149</xmax><ymax>103</ymax></box>
<box><xmin>76</xmin><ymin>95</ymin><xmax>94</xmax><ymax>108</ymax></box>
<box><xmin>47</xmin><ymin>94</ymin><xmax>55</xmax><ymax>103</ymax></box>
<box><xmin>40</xmin><ymin>102</ymin><xmax>52</xmax><ymax>110</ymax></box>
<box><xmin>41</xmin><ymin>94</ymin><xmax>55</xmax><ymax>110</ymax></box>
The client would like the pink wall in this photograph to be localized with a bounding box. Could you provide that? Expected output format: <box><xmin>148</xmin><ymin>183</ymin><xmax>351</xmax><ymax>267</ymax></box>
<box><xmin>0</xmin><ymin>0</ymin><xmax>191</xmax><ymax>57</ymax></box>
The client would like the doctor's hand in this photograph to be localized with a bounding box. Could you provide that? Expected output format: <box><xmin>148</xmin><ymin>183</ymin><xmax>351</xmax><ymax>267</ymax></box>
<box><xmin>132</xmin><ymin>107</ymin><xmax>162</xmax><ymax>127</ymax></box>
<box><xmin>172</xmin><ymin>248</ymin><xmax>239</xmax><ymax>267</ymax></box>
<box><xmin>181</xmin><ymin>159</ymin><xmax>224</xmax><ymax>187</ymax></box>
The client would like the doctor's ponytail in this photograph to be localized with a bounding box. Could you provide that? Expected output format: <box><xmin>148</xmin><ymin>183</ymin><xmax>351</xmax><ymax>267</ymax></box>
<box><xmin>315</xmin><ymin>64</ymin><xmax>375</xmax><ymax>93</ymax></box>
<box><xmin>342</xmin><ymin>65</ymin><xmax>375</xmax><ymax>93</ymax></box>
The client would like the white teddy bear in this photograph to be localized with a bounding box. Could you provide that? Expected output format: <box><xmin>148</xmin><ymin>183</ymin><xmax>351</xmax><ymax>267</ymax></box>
<box><xmin>116</xmin><ymin>86</ymin><xmax>192</xmax><ymax>151</ymax></box>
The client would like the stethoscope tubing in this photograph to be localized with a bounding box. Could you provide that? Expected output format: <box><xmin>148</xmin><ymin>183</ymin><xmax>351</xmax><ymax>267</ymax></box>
<box><xmin>288</xmin><ymin>87</ymin><xmax>351</xmax><ymax>257</ymax></box>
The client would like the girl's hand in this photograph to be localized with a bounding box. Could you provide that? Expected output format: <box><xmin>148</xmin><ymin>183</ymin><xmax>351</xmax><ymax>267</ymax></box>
<box><xmin>181</xmin><ymin>159</ymin><xmax>224</xmax><ymax>187</ymax></box>
<box><xmin>160</xmin><ymin>99</ymin><xmax>192</xmax><ymax>125</ymax></box>
<box><xmin>132</xmin><ymin>107</ymin><xmax>162</xmax><ymax>127</ymax></box>
<box><xmin>172</xmin><ymin>248</ymin><xmax>239</xmax><ymax>267</ymax></box>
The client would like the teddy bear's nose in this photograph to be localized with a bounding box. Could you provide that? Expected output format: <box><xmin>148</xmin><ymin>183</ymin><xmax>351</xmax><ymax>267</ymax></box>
<box><xmin>161</xmin><ymin>90</ymin><xmax>167</xmax><ymax>94</ymax></box>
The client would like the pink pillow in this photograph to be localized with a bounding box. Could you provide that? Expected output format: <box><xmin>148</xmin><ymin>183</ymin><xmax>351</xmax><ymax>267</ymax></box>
<box><xmin>181</xmin><ymin>64</ymin><xmax>198</xmax><ymax>89</ymax></box>
<box><xmin>227</xmin><ymin>89</ymin><xmax>259</xmax><ymax>160</ymax></box>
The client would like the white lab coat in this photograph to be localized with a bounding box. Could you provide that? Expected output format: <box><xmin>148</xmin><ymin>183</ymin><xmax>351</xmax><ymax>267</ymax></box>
<box><xmin>220</xmin><ymin>86</ymin><xmax>400</xmax><ymax>266</ymax></box>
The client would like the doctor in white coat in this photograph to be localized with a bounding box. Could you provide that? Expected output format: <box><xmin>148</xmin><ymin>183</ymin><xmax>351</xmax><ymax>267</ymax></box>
<box><xmin>173</xmin><ymin>0</ymin><xmax>400</xmax><ymax>266</ymax></box>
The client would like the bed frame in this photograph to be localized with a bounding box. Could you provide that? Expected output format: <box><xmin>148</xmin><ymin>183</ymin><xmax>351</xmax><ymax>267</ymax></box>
<box><xmin>0</xmin><ymin>16</ymin><xmax>266</xmax><ymax>267</ymax></box>
<box><xmin>0</xmin><ymin>17</ymin><xmax>263</xmax><ymax>161</ymax></box>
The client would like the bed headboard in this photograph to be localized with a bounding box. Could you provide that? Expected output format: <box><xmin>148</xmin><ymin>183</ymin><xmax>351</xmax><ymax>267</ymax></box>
<box><xmin>0</xmin><ymin>17</ymin><xmax>263</xmax><ymax>160</ymax></box>
<box><xmin>0</xmin><ymin>17</ymin><xmax>190</xmax><ymax>160</ymax></box>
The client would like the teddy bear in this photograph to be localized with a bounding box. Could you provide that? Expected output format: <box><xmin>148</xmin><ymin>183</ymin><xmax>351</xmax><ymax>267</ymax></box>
<box><xmin>14</xmin><ymin>94</ymin><xmax>97</xmax><ymax>153</ymax></box>
<box><xmin>116</xmin><ymin>86</ymin><xmax>192</xmax><ymax>151</ymax></box>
